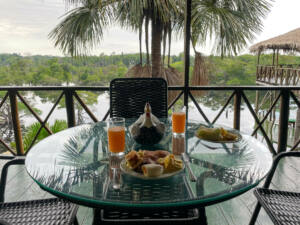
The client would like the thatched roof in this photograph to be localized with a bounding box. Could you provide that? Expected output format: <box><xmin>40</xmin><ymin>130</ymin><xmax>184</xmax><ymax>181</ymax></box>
<box><xmin>125</xmin><ymin>64</ymin><xmax>182</xmax><ymax>104</ymax></box>
<box><xmin>250</xmin><ymin>28</ymin><xmax>300</xmax><ymax>53</ymax></box>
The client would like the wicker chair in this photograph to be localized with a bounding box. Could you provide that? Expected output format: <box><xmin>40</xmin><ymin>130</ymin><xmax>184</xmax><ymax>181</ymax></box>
<box><xmin>96</xmin><ymin>78</ymin><xmax>202</xmax><ymax>225</ymax></box>
<box><xmin>110</xmin><ymin>78</ymin><xmax>168</xmax><ymax>118</ymax></box>
<box><xmin>0</xmin><ymin>156</ymin><xmax>79</xmax><ymax>225</ymax></box>
<box><xmin>249</xmin><ymin>151</ymin><xmax>300</xmax><ymax>225</ymax></box>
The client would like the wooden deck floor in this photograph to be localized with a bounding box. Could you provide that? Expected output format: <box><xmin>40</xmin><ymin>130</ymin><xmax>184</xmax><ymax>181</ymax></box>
<box><xmin>1</xmin><ymin>155</ymin><xmax>299</xmax><ymax>225</ymax></box>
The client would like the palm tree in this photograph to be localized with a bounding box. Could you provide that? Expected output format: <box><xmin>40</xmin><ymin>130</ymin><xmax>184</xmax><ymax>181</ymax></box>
<box><xmin>10</xmin><ymin>120</ymin><xmax>68</xmax><ymax>152</ymax></box>
<box><xmin>189</xmin><ymin>0</ymin><xmax>271</xmax><ymax>87</ymax></box>
<box><xmin>49</xmin><ymin>0</ymin><xmax>271</xmax><ymax>83</ymax></box>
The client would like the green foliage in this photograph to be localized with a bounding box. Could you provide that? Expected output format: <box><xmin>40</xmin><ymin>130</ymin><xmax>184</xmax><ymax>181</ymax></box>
<box><xmin>10</xmin><ymin>120</ymin><xmax>68</xmax><ymax>152</ymax></box>
<box><xmin>208</xmin><ymin>54</ymin><xmax>256</xmax><ymax>85</ymax></box>
<box><xmin>2</xmin><ymin>52</ymin><xmax>300</xmax><ymax>90</ymax></box>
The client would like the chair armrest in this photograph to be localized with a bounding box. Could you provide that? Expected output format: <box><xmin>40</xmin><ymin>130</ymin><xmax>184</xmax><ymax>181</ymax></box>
<box><xmin>0</xmin><ymin>156</ymin><xmax>15</xmax><ymax>160</ymax></box>
<box><xmin>263</xmin><ymin>151</ymin><xmax>300</xmax><ymax>189</ymax></box>
<box><xmin>0</xmin><ymin>157</ymin><xmax>25</xmax><ymax>202</ymax></box>
<box><xmin>0</xmin><ymin>219</ymin><xmax>12</xmax><ymax>225</ymax></box>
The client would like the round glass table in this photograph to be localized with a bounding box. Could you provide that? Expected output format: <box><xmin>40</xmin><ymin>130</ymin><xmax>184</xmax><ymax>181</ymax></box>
<box><xmin>25</xmin><ymin>120</ymin><xmax>272</xmax><ymax>210</ymax></box>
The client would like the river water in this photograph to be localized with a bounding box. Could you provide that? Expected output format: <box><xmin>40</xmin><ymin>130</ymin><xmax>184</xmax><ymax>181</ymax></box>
<box><xmin>23</xmin><ymin>92</ymin><xmax>256</xmax><ymax>135</ymax></box>
<box><xmin>18</xmin><ymin>91</ymin><xmax>300</xmax><ymax>150</ymax></box>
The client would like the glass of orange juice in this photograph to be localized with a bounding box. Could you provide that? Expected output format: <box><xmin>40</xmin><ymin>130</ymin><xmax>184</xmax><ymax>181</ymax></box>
<box><xmin>172</xmin><ymin>106</ymin><xmax>186</xmax><ymax>138</ymax></box>
<box><xmin>107</xmin><ymin>117</ymin><xmax>125</xmax><ymax>189</ymax></box>
<box><xmin>107</xmin><ymin>117</ymin><xmax>126</xmax><ymax>157</ymax></box>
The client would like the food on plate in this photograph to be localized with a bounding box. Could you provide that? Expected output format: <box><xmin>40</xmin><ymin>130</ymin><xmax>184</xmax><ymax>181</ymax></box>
<box><xmin>124</xmin><ymin>150</ymin><xmax>183</xmax><ymax>177</ymax></box>
<box><xmin>157</xmin><ymin>154</ymin><xmax>183</xmax><ymax>173</ymax></box>
<box><xmin>142</xmin><ymin>164</ymin><xmax>163</xmax><ymax>177</ymax></box>
<box><xmin>143</xmin><ymin>150</ymin><xmax>170</xmax><ymax>163</ymax></box>
<box><xmin>125</xmin><ymin>150</ymin><xmax>143</xmax><ymax>169</ymax></box>
<box><xmin>220</xmin><ymin>128</ymin><xmax>238</xmax><ymax>141</ymax></box>
<box><xmin>196</xmin><ymin>127</ymin><xmax>221</xmax><ymax>141</ymax></box>
<box><xmin>196</xmin><ymin>126</ymin><xmax>238</xmax><ymax>142</ymax></box>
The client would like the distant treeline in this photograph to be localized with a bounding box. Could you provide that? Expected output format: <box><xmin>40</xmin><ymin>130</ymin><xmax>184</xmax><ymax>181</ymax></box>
<box><xmin>1</xmin><ymin>52</ymin><xmax>300</xmax><ymax>87</ymax></box>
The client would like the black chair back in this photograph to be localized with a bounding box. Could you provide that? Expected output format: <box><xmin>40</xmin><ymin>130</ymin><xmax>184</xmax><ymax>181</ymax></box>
<box><xmin>110</xmin><ymin>78</ymin><xmax>168</xmax><ymax>118</ymax></box>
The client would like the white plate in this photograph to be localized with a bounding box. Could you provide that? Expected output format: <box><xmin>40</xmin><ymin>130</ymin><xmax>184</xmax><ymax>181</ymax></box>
<box><xmin>120</xmin><ymin>159</ymin><xmax>185</xmax><ymax>180</ymax></box>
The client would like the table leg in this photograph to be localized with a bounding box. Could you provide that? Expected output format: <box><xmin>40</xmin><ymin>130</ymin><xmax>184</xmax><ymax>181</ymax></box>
<box><xmin>198</xmin><ymin>207</ymin><xmax>208</xmax><ymax>225</ymax></box>
<box><xmin>92</xmin><ymin>208</ymin><xmax>101</xmax><ymax>225</ymax></box>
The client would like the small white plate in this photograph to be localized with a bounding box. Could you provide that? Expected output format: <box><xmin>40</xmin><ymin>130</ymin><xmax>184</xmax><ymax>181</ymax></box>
<box><xmin>120</xmin><ymin>160</ymin><xmax>185</xmax><ymax>180</ymax></box>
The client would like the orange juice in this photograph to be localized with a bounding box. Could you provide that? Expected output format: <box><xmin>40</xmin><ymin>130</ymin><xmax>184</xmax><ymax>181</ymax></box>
<box><xmin>172</xmin><ymin>112</ymin><xmax>186</xmax><ymax>133</ymax></box>
<box><xmin>108</xmin><ymin>126</ymin><xmax>125</xmax><ymax>153</ymax></box>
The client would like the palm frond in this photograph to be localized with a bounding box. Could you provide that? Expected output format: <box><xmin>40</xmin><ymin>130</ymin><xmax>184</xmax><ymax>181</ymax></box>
<box><xmin>191</xmin><ymin>0</ymin><xmax>271</xmax><ymax>56</ymax></box>
<box><xmin>49</xmin><ymin>0</ymin><xmax>115</xmax><ymax>56</ymax></box>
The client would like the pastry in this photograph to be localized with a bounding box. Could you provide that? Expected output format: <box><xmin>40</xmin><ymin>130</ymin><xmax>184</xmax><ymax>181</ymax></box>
<box><xmin>125</xmin><ymin>150</ymin><xmax>143</xmax><ymax>169</ymax></box>
<box><xmin>196</xmin><ymin>126</ymin><xmax>221</xmax><ymax>141</ymax></box>
<box><xmin>161</xmin><ymin>154</ymin><xmax>183</xmax><ymax>173</ymax></box>
<box><xmin>196</xmin><ymin>126</ymin><xmax>238</xmax><ymax>141</ymax></box>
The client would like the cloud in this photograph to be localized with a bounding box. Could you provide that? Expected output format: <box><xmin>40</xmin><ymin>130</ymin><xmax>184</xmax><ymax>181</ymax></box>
<box><xmin>2</xmin><ymin>0</ymin><xmax>300</xmax><ymax>56</ymax></box>
<box><xmin>0</xmin><ymin>20</ymin><xmax>39</xmax><ymax>37</ymax></box>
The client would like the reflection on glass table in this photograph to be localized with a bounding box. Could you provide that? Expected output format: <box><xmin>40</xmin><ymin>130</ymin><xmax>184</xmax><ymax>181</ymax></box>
<box><xmin>25</xmin><ymin>119</ymin><xmax>272</xmax><ymax>209</ymax></box>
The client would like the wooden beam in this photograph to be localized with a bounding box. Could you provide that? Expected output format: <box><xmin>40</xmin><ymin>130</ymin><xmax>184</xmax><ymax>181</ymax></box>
<box><xmin>276</xmin><ymin>49</ymin><xmax>279</xmax><ymax>66</ymax></box>
<box><xmin>277</xmin><ymin>89</ymin><xmax>290</xmax><ymax>153</ymax></box>
<box><xmin>183</xmin><ymin>0</ymin><xmax>191</xmax><ymax>119</ymax></box>
<box><xmin>8</xmin><ymin>90</ymin><xmax>24</xmax><ymax>155</ymax></box>
<box><xmin>233</xmin><ymin>90</ymin><xmax>242</xmax><ymax>130</ymax></box>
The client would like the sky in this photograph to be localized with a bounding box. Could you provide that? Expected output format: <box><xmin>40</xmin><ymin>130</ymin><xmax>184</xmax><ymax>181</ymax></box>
<box><xmin>0</xmin><ymin>0</ymin><xmax>300</xmax><ymax>56</ymax></box>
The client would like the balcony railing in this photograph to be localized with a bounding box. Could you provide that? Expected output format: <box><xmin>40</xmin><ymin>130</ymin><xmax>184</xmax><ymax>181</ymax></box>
<box><xmin>256</xmin><ymin>65</ymin><xmax>300</xmax><ymax>85</ymax></box>
<box><xmin>1</xmin><ymin>86</ymin><xmax>300</xmax><ymax>156</ymax></box>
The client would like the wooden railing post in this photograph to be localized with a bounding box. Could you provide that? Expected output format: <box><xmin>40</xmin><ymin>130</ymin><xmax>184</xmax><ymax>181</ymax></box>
<box><xmin>183</xmin><ymin>0</ymin><xmax>192</xmax><ymax>119</ymax></box>
<box><xmin>64</xmin><ymin>89</ymin><xmax>76</xmax><ymax>128</ymax></box>
<box><xmin>233</xmin><ymin>90</ymin><xmax>241</xmax><ymax>130</ymax></box>
<box><xmin>277</xmin><ymin>89</ymin><xmax>290</xmax><ymax>153</ymax></box>
<box><xmin>8</xmin><ymin>90</ymin><xmax>24</xmax><ymax>155</ymax></box>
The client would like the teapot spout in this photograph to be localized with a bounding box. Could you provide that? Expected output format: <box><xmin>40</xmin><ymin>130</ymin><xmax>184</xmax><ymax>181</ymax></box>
<box><xmin>145</xmin><ymin>102</ymin><xmax>151</xmax><ymax>113</ymax></box>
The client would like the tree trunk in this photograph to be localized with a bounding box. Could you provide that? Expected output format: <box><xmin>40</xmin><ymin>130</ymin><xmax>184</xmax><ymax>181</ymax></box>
<box><xmin>168</xmin><ymin>23</ymin><xmax>172</xmax><ymax>66</ymax></box>
<box><xmin>151</xmin><ymin>18</ymin><xmax>162</xmax><ymax>78</ymax></box>
<box><xmin>162</xmin><ymin>27</ymin><xmax>167</xmax><ymax>66</ymax></box>
<box><xmin>139</xmin><ymin>22</ymin><xmax>142</xmax><ymax>64</ymax></box>
<box><xmin>145</xmin><ymin>15</ymin><xmax>150</xmax><ymax>65</ymax></box>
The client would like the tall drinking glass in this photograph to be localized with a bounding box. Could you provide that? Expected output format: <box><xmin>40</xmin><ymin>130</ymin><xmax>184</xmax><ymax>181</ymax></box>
<box><xmin>172</xmin><ymin>106</ymin><xmax>186</xmax><ymax>138</ymax></box>
<box><xmin>107</xmin><ymin>117</ymin><xmax>125</xmax><ymax>156</ymax></box>
<box><xmin>107</xmin><ymin>117</ymin><xmax>125</xmax><ymax>189</ymax></box>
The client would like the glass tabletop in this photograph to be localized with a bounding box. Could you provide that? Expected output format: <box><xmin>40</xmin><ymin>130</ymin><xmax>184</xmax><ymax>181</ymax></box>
<box><xmin>25</xmin><ymin>119</ymin><xmax>272</xmax><ymax>209</ymax></box>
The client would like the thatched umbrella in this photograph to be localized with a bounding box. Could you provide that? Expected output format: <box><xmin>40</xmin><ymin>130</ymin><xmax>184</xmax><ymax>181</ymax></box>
<box><xmin>190</xmin><ymin>51</ymin><xmax>209</xmax><ymax>97</ymax></box>
<box><xmin>250</xmin><ymin>28</ymin><xmax>300</xmax><ymax>65</ymax></box>
<box><xmin>125</xmin><ymin>19</ymin><xmax>182</xmax><ymax>105</ymax></box>
<box><xmin>250</xmin><ymin>28</ymin><xmax>300</xmax><ymax>53</ymax></box>
<box><xmin>125</xmin><ymin>64</ymin><xmax>182</xmax><ymax>104</ymax></box>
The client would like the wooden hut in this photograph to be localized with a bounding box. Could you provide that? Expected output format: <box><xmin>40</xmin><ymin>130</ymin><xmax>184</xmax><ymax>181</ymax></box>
<box><xmin>250</xmin><ymin>28</ymin><xmax>300</xmax><ymax>146</ymax></box>
<box><xmin>250</xmin><ymin>28</ymin><xmax>300</xmax><ymax>86</ymax></box>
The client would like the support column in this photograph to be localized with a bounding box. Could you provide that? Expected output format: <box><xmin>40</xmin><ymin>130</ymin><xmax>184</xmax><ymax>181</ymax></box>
<box><xmin>294</xmin><ymin>108</ymin><xmax>300</xmax><ymax>147</ymax></box>
<box><xmin>64</xmin><ymin>89</ymin><xmax>76</xmax><ymax>128</ymax></box>
<box><xmin>233</xmin><ymin>90</ymin><xmax>241</xmax><ymax>130</ymax></box>
<box><xmin>8</xmin><ymin>90</ymin><xmax>24</xmax><ymax>155</ymax></box>
<box><xmin>183</xmin><ymin>0</ymin><xmax>191</xmax><ymax>119</ymax></box>
<box><xmin>254</xmin><ymin>90</ymin><xmax>259</xmax><ymax>138</ymax></box>
<box><xmin>277</xmin><ymin>89</ymin><xmax>290</xmax><ymax>153</ymax></box>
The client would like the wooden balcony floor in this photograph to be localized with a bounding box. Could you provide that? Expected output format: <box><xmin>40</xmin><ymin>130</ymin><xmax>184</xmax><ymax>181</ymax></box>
<box><xmin>1</xmin><ymin>156</ymin><xmax>299</xmax><ymax>225</ymax></box>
